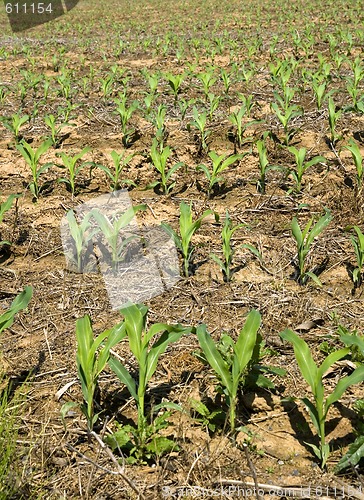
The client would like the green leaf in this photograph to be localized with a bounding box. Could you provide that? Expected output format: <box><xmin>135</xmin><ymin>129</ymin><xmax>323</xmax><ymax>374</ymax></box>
<box><xmin>305</xmin><ymin>271</ymin><xmax>323</xmax><ymax>286</ymax></box>
<box><xmin>196</xmin><ymin>324</ymin><xmax>233</xmax><ymax>395</ymax></box>
<box><xmin>336</xmin><ymin>435</ymin><xmax>364</xmax><ymax>471</ymax></box>
<box><xmin>108</xmin><ymin>356</ymin><xmax>138</xmax><ymax>403</ymax></box>
<box><xmin>120</xmin><ymin>303</ymin><xmax>147</xmax><ymax>360</ymax></box>
<box><xmin>326</xmin><ymin>364</ymin><xmax>364</xmax><ymax>410</ymax></box>
<box><xmin>105</xmin><ymin>427</ymin><xmax>134</xmax><ymax>451</ymax></box>
<box><xmin>302</xmin><ymin>397</ymin><xmax>321</xmax><ymax>436</ymax></box>
<box><xmin>0</xmin><ymin>286</ymin><xmax>33</xmax><ymax>334</ymax></box>
<box><xmin>279</xmin><ymin>329</ymin><xmax>318</xmax><ymax>392</ymax></box>
<box><xmin>291</xmin><ymin>217</ymin><xmax>302</xmax><ymax>246</ymax></box>
<box><xmin>145</xmin><ymin>328</ymin><xmax>186</xmax><ymax>383</ymax></box>
<box><xmin>234</xmin><ymin>310</ymin><xmax>261</xmax><ymax>375</ymax></box>
<box><xmin>145</xmin><ymin>436</ymin><xmax>178</xmax><ymax>455</ymax></box>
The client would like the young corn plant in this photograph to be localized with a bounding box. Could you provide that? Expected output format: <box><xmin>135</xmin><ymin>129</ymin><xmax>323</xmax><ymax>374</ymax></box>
<box><xmin>0</xmin><ymin>113</ymin><xmax>29</xmax><ymax>144</ymax></box>
<box><xmin>287</xmin><ymin>146</ymin><xmax>326</xmax><ymax>194</ymax></box>
<box><xmin>107</xmin><ymin>303</ymin><xmax>191</xmax><ymax>462</ymax></box>
<box><xmin>151</xmin><ymin>104</ymin><xmax>167</xmax><ymax>151</ymax></box>
<box><xmin>342</xmin><ymin>139</ymin><xmax>363</xmax><ymax>193</ymax></box>
<box><xmin>197</xmin><ymin>151</ymin><xmax>245</xmax><ymax>198</ymax></box>
<box><xmin>97</xmin><ymin>150</ymin><xmax>136</xmax><ymax>191</ymax></box>
<box><xmin>255</xmin><ymin>135</ymin><xmax>281</xmax><ymax>194</ymax></box>
<box><xmin>161</xmin><ymin>201</ymin><xmax>216</xmax><ymax>277</ymax></box>
<box><xmin>44</xmin><ymin>114</ymin><xmax>73</xmax><ymax>147</ymax></box>
<box><xmin>188</xmin><ymin>107</ymin><xmax>210</xmax><ymax>154</ymax></box>
<box><xmin>207</xmin><ymin>93</ymin><xmax>221</xmax><ymax>121</ymax></box>
<box><xmin>348</xmin><ymin>225</ymin><xmax>364</xmax><ymax>288</ymax></box>
<box><xmin>16</xmin><ymin>139</ymin><xmax>53</xmax><ymax>199</ymax></box>
<box><xmin>91</xmin><ymin>204</ymin><xmax>146</xmax><ymax>270</ymax></box>
<box><xmin>271</xmin><ymin>101</ymin><xmax>302</xmax><ymax>146</ymax></box>
<box><xmin>210</xmin><ymin>211</ymin><xmax>261</xmax><ymax>282</ymax></box>
<box><xmin>147</xmin><ymin>139</ymin><xmax>183</xmax><ymax>194</ymax></box>
<box><xmin>228</xmin><ymin>106</ymin><xmax>261</xmax><ymax>150</ymax></box>
<box><xmin>291</xmin><ymin>209</ymin><xmax>332</xmax><ymax>285</ymax></box>
<box><xmin>196</xmin><ymin>309</ymin><xmax>261</xmax><ymax>433</ymax></box>
<box><xmin>311</xmin><ymin>79</ymin><xmax>333</xmax><ymax>110</ymax></box>
<box><xmin>114</xmin><ymin>94</ymin><xmax>139</xmax><ymax>147</ymax></box>
<box><xmin>280</xmin><ymin>329</ymin><xmax>364</xmax><ymax>468</ymax></box>
<box><xmin>64</xmin><ymin>209</ymin><xmax>99</xmax><ymax>273</ymax></box>
<box><xmin>197</xmin><ymin>70</ymin><xmax>217</xmax><ymax>100</ymax></box>
<box><xmin>57</xmin><ymin>147</ymin><xmax>94</xmax><ymax>196</ymax></box>
<box><xmin>62</xmin><ymin>315</ymin><xmax>126</xmax><ymax>433</ymax></box>
<box><xmin>166</xmin><ymin>72</ymin><xmax>184</xmax><ymax>103</ymax></box>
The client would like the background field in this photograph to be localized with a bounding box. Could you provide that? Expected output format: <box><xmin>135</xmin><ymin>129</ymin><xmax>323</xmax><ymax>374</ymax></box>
<box><xmin>0</xmin><ymin>0</ymin><xmax>364</xmax><ymax>498</ymax></box>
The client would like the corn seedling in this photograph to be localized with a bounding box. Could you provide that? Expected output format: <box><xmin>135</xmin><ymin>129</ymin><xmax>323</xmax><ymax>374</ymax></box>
<box><xmin>228</xmin><ymin>106</ymin><xmax>261</xmax><ymax>149</ymax></box>
<box><xmin>210</xmin><ymin>211</ymin><xmax>261</xmax><ymax>282</ymax></box>
<box><xmin>197</xmin><ymin>70</ymin><xmax>217</xmax><ymax>99</ymax></box>
<box><xmin>44</xmin><ymin>114</ymin><xmax>73</xmax><ymax>147</ymax></box>
<box><xmin>271</xmin><ymin>101</ymin><xmax>302</xmax><ymax>146</ymax></box>
<box><xmin>57</xmin><ymin>147</ymin><xmax>94</xmax><ymax>195</ymax></box>
<box><xmin>166</xmin><ymin>72</ymin><xmax>184</xmax><ymax>102</ymax></box>
<box><xmin>255</xmin><ymin>135</ymin><xmax>282</xmax><ymax>194</ymax></box>
<box><xmin>65</xmin><ymin>209</ymin><xmax>99</xmax><ymax>272</ymax></box>
<box><xmin>62</xmin><ymin>315</ymin><xmax>126</xmax><ymax>432</ymax></box>
<box><xmin>114</xmin><ymin>94</ymin><xmax>139</xmax><ymax>147</ymax></box>
<box><xmin>147</xmin><ymin>138</ymin><xmax>183</xmax><ymax>194</ymax></box>
<box><xmin>161</xmin><ymin>201</ymin><xmax>216</xmax><ymax>277</ymax></box>
<box><xmin>16</xmin><ymin>139</ymin><xmax>53</xmax><ymax>199</ymax></box>
<box><xmin>291</xmin><ymin>209</ymin><xmax>332</xmax><ymax>285</ymax></box>
<box><xmin>348</xmin><ymin>225</ymin><xmax>364</xmax><ymax>288</ymax></box>
<box><xmin>97</xmin><ymin>150</ymin><xmax>136</xmax><ymax>191</ymax></box>
<box><xmin>280</xmin><ymin>329</ymin><xmax>364</xmax><ymax>468</ymax></box>
<box><xmin>328</xmin><ymin>97</ymin><xmax>342</xmax><ymax>145</ymax></box>
<box><xmin>196</xmin><ymin>310</ymin><xmax>261</xmax><ymax>432</ymax></box>
<box><xmin>91</xmin><ymin>204</ymin><xmax>146</xmax><ymax>270</ymax></box>
<box><xmin>197</xmin><ymin>151</ymin><xmax>245</xmax><ymax>198</ymax></box>
<box><xmin>0</xmin><ymin>286</ymin><xmax>32</xmax><ymax>335</ymax></box>
<box><xmin>220</xmin><ymin>68</ymin><xmax>232</xmax><ymax>94</ymax></box>
<box><xmin>311</xmin><ymin>79</ymin><xmax>333</xmax><ymax>110</ymax></box>
<box><xmin>287</xmin><ymin>146</ymin><xmax>326</xmax><ymax>194</ymax></box>
<box><xmin>100</xmin><ymin>74</ymin><xmax>114</xmax><ymax>99</ymax></box>
<box><xmin>188</xmin><ymin>107</ymin><xmax>210</xmax><ymax>154</ymax></box>
<box><xmin>177</xmin><ymin>97</ymin><xmax>196</xmax><ymax>123</ymax></box>
<box><xmin>0</xmin><ymin>113</ymin><xmax>29</xmax><ymax>144</ymax></box>
<box><xmin>107</xmin><ymin>303</ymin><xmax>191</xmax><ymax>461</ymax></box>
<box><xmin>151</xmin><ymin>104</ymin><xmax>167</xmax><ymax>150</ymax></box>
<box><xmin>342</xmin><ymin>139</ymin><xmax>363</xmax><ymax>192</ymax></box>
<box><xmin>207</xmin><ymin>93</ymin><xmax>221</xmax><ymax>121</ymax></box>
